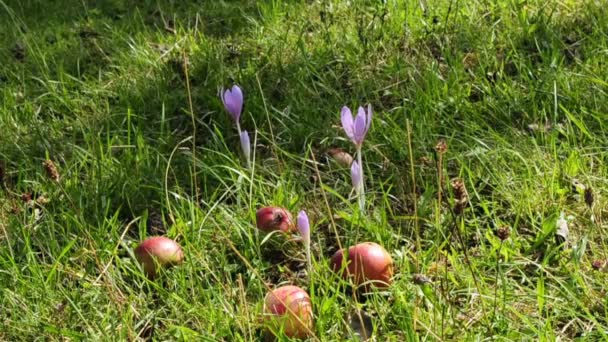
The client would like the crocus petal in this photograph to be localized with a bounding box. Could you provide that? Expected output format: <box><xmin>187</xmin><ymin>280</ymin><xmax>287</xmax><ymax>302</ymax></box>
<box><xmin>297</xmin><ymin>210</ymin><xmax>310</xmax><ymax>243</ymax></box>
<box><xmin>341</xmin><ymin>106</ymin><xmax>355</xmax><ymax>141</ymax></box>
<box><xmin>351</xmin><ymin>161</ymin><xmax>362</xmax><ymax>191</ymax></box>
<box><xmin>230</xmin><ymin>85</ymin><xmax>243</xmax><ymax>116</ymax></box>
<box><xmin>221</xmin><ymin>85</ymin><xmax>243</xmax><ymax>122</ymax></box>
<box><xmin>221</xmin><ymin>89</ymin><xmax>232</xmax><ymax>112</ymax></box>
<box><xmin>354</xmin><ymin>107</ymin><xmax>368</xmax><ymax>145</ymax></box>
<box><xmin>221</xmin><ymin>89</ymin><xmax>233</xmax><ymax>119</ymax></box>
<box><xmin>220</xmin><ymin>88</ymin><xmax>229</xmax><ymax>113</ymax></box>
<box><xmin>240</xmin><ymin>130</ymin><xmax>250</xmax><ymax>161</ymax></box>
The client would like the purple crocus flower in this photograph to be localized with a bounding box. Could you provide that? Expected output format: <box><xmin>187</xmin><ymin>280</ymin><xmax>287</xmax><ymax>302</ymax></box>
<box><xmin>341</xmin><ymin>104</ymin><xmax>372</xmax><ymax>147</ymax></box>
<box><xmin>297</xmin><ymin>210</ymin><xmax>310</xmax><ymax>244</ymax></box>
<box><xmin>221</xmin><ymin>85</ymin><xmax>243</xmax><ymax>123</ymax></box>
<box><xmin>351</xmin><ymin>160</ymin><xmax>362</xmax><ymax>191</ymax></box>
<box><xmin>297</xmin><ymin>210</ymin><xmax>312</xmax><ymax>273</ymax></box>
<box><xmin>240</xmin><ymin>130</ymin><xmax>251</xmax><ymax>163</ymax></box>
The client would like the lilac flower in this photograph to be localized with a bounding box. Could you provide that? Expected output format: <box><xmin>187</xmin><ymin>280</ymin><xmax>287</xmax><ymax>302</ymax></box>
<box><xmin>351</xmin><ymin>161</ymin><xmax>362</xmax><ymax>191</ymax></box>
<box><xmin>340</xmin><ymin>104</ymin><xmax>372</xmax><ymax>213</ymax></box>
<box><xmin>297</xmin><ymin>210</ymin><xmax>310</xmax><ymax>244</ymax></box>
<box><xmin>221</xmin><ymin>85</ymin><xmax>243</xmax><ymax>123</ymax></box>
<box><xmin>240</xmin><ymin>130</ymin><xmax>251</xmax><ymax>166</ymax></box>
<box><xmin>297</xmin><ymin>210</ymin><xmax>312</xmax><ymax>274</ymax></box>
<box><xmin>341</xmin><ymin>104</ymin><xmax>372</xmax><ymax>147</ymax></box>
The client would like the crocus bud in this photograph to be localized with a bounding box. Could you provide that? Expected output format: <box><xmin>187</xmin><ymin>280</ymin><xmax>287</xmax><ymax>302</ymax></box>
<box><xmin>297</xmin><ymin>211</ymin><xmax>310</xmax><ymax>244</ymax></box>
<box><xmin>256</xmin><ymin>207</ymin><xmax>295</xmax><ymax>233</ymax></box>
<box><xmin>221</xmin><ymin>85</ymin><xmax>243</xmax><ymax>123</ymax></box>
<box><xmin>351</xmin><ymin>161</ymin><xmax>362</xmax><ymax>192</ymax></box>
<box><xmin>297</xmin><ymin>210</ymin><xmax>312</xmax><ymax>273</ymax></box>
<box><xmin>240</xmin><ymin>130</ymin><xmax>251</xmax><ymax>163</ymax></box>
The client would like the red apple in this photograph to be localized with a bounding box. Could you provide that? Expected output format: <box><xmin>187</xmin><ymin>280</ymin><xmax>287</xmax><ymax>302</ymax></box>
<box><xmin>330</xmin><ymin>242</ymin><xmax>393</xmax><ymax>289</ymax></box>
<box><xmin>256</xmin><ymin>207</ymin><xmax>294</xmax><ymax>233</ymax></box>
<box><xmin>135</xmin><ymin>236</ymin><xmax>184</xmax><ymax>278</ymax></box>
<box><xmin>263</xmin><ymin>285</ymin><xmax>314</xmax><ymax>338</ymax></box>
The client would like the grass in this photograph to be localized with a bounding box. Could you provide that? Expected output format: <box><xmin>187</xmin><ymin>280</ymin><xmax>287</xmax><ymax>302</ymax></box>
<box><xmin>1</xmin><ymin>0</ymin><xmax>608</xmax><ymax>340</ymax></box>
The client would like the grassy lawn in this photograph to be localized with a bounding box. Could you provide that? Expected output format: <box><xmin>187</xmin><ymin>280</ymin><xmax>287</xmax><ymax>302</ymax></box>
<box><xmin>1</xmin><ymin>0</ymin><xmax>607</xmax><ymax>340</ymax></box>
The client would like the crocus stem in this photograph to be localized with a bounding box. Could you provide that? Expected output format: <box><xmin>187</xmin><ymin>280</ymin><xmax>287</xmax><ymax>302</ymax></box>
<box><xmin>492</xmin><ymin>241</ymin><xmax>503</xmax><ymax>325</ymax></box>
<box><xmin>306</xmin><ymin>243</ymin><xmax>312</xmax><ymax>277</ymax></box>
<box><xmin>245</xmin><ymin>149</ymin><xmax>251</xmax><ymax>170</ymax></box>
<box><xmin>356</xmin><ymin>146</ymin><xmax>365</xmax><ymax>213</ymax></box>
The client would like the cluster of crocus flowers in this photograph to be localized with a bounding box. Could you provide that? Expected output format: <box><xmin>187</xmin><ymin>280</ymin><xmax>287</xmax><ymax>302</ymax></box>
<box><xmin>341</xmin><ymin>104</ymin><xmax>372</xmax><ymax>212</ymax></box>
<box><xmin>221</xmin><ymin>85</ymin><xmax>251</xmax><ymax>168</ymax></box>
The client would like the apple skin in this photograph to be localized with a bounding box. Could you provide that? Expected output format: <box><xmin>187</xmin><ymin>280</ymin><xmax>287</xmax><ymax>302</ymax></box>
<box><xmin>264</xmin><ymin>285</ymin><xmax>314</xmax><ymax>338</ymax></box>
<box><xmin>135</xmin><ymin>236</ymin><xmax>184</xmax><ymax>278</ymax></box>
<box><xmin>327</xmin><ymin>147</ymin><xmax>354</xmax><ymax>168</ymax></box>
<box><xmin>330</xmin><ymin>242</ymin><xmax>393</xmax><ymax>289</ymax></box>
<box><xmin>256</xmin><ymin>207</ymin><xmax>295</xmax><ymax>233</ymax></box>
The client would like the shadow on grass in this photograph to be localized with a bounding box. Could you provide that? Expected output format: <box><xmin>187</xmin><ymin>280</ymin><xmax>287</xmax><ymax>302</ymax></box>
<box><xmin>0</xmin><ymin>0</ymin><xmax>607</xmax><ymax>237</ymax></box>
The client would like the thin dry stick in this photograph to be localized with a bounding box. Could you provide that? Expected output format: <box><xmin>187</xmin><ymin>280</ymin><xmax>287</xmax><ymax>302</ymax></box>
<box><xmin>587</xmin><ymin>188</ymin><xmax>608</xmax><ymax>259</ymax></box>
<box><xmin>441</xmin><ymin>248</ymin><xmax>448</xmax><ymax>341</ymax></box>
<box><xmin>406</xmin><ymin>120</ymin><xmax>421</xmax><ymax>333</ymax></box>
<box><xmin>434</xmin><ymin>140</ymin><xmax>448</xmax><ymax>340</ymax></box>
<box><xmin>597</xmin><ymin>210</ymin><xmax>608</xmax><ymax>260</ymax></box>
<box><xmin>0</xmin><ymin>161</ymin><xmax>6</xmax><ymax>190</ymax></box>
<box><xmin>309</xmin><ymin>149</ymin><xmax>343</xmax><ymax>253</ymax></box>
<box><xmin>414</xmin><ymin>318</ymin><xmax>442</xmax><ymax>341</ymax></box>
<box><xmin>491</xmin><ymin>240</ymin><xmax>503</xmax><ymax>325</ymax></box>
<box><xmin>434</xmin><ymin>141</ymin><xmax>447</xmax><ymax>225</ymax></box>
<box><xmin>437</xmin><ymin>198</ymin><xmax>451</xmax><ymax>338</ymax></box>
<box><xmin>182</xmin><ymin>47</ymin><xmax>199</xmax><ymax>203</ymax></box>
<box><xmin>49</xmin><ymin>181</ymin><xmax>81</xmax><ymax>219</ymax></box>
<box><xmin>446</xmin><ymin>204</ymin><xmax>491</xmax><ymax>330</ymax></box>
<box><xmin>164</xmin><ymin>136</ymin><xmax>193</xmax><ymax>224</ymax></box>
<box><xmin>237</xmin><ymin>274</ymin><xmax>253</xmax><ymax>340</ymax></box>
<box><xmin>0</xmin><ymin>220</ymin><xmax>12</xmax><ymax>261</ymax></box>
<box><xmin>57</xmin><ymin>183</ymin><xmax>80</xmax><ymax>215</ymax></box>
<box><xmin>406</xmin><ymin>121</ymin><xmax>420</xmax><ymax>267</ymax></box>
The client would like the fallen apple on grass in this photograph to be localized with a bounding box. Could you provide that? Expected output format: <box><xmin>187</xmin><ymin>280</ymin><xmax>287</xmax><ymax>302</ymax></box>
<box><xmin>135</xmin><ymin>236</ymin><xmax>184</xmax><ymax>278</ymax></box>
<box><xmin>263</xmin><ymin>285</ymin><xmax>314</xmax><ymax>338</ymax></box>
<box><xmin>330</xmin><ymin>242</ymin><xmax>393</xmax><ymax>290</ymax></box>
<box><xmin>256</xmin><ymin>206</ymin><xmax>295</xmax><ymax>233</ymax></box>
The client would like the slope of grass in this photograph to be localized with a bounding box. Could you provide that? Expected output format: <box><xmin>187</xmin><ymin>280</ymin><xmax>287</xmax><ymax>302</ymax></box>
<box><xmin>1</xmin><ymin>0</ymin><xmax>607</xmax><ymax>340</ymax></box>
